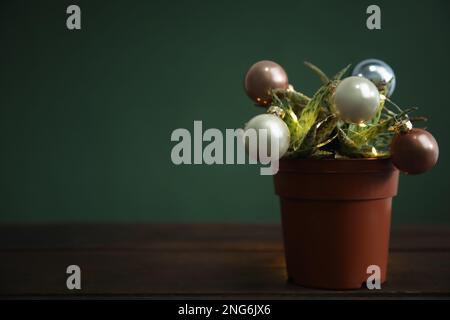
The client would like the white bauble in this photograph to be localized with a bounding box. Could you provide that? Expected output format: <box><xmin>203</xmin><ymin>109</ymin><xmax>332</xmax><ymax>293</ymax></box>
<box><xmin>334</xmin><ymin>76</ymin><xmax>380</xmax><ymax>123</ymax></box>
<box><xmin>243</xmin><ymin>114</ymin><xmax>290</xmax><ymax>160</ymax></box>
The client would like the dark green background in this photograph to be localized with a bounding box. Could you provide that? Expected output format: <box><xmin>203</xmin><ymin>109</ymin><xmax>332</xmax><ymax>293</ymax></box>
<box><xmin>1</xmin><ymin>0</ymin><xmax>449</xmax><ymax>223</ymax></box>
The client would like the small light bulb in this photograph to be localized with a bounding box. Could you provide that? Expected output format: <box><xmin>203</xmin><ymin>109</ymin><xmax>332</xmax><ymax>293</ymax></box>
<box><xmin>288</xmin><ymin>110</ymin><xmax>298</xmax><ymax>122</ymax></box>
<box><xmin>405</xmin><ymin>120</ymin><xmax>413</xmax><ymax>130</ymax></box>
<box><xmin>372</xmin><ymin>146</ymin><xmax>378</xmax><ymax>156</ymax></box>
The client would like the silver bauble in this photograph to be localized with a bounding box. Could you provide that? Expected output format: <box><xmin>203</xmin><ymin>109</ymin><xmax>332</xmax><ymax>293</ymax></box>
<box><xmin>352</xmin><ymin>58</ymin><xmax>396</xmax><ymax>97</ymax></box>
<box><xmin>334</xmin><ymin>76</ymin><xmax>380</xmax><ymax>124</ymax></box>
<box><xmin>243</xmin><ymin>114</ymin><xmax>290</xmax><ymax>160</ymax></box>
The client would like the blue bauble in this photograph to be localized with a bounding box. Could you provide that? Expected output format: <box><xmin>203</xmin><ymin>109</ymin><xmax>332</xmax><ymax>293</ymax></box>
<box><xmin>352</xmin><ymin>59</ymin><xmax>396</xmax><ymax>97</ymax></box>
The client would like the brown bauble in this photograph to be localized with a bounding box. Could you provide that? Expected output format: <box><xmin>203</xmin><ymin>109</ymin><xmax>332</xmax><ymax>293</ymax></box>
<box><xmin>244</xmin><ymin>60</ymin><xmax>289</xmax><ymax>107</ymax></box>
<box><xmin>390</xmin><ymin>128</ymin><xmax>439</xmax><ymax>174</ymax></box>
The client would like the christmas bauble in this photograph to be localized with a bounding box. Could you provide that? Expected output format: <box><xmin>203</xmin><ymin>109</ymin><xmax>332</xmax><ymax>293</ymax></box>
<box><xmin>244</xmin><ymin>60</ymin><xmax>289</xmax><ymax>107</ymax></box>
<box><xmin>352</xmin><ymin>59</ymin><xmax>396</xmax><ymax>97</ymax></box>
<box><xmin>390</xmin><ymin>128</ymin><xmax>439</xmax><ymax>174</ymax></box>
<box><xmin>243</xmin><ymin>114</ymin><xmax>290</xmax><ymax>160</ymax></box>
<box><xmin>334</xmin><ymin>76</ymin><xmax>380</xmax><ymax>123</ymax></box>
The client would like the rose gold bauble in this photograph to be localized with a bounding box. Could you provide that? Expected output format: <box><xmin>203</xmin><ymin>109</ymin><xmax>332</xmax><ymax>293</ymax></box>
<box><xmin>244</xmin><ymin>60</ymin><xmax>289</xmax><ymax>107</ymax></box>
<box><xmin>390</xmin><ymin>128</ymin><xmax>439</xmax><ymax>174</ymax></box>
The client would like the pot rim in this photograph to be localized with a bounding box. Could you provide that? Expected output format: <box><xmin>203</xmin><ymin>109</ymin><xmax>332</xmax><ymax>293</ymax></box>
<box><xmin>278</xmin><ymin>157</ymin><xmax>397</xmax><ymax>174</ymax></box>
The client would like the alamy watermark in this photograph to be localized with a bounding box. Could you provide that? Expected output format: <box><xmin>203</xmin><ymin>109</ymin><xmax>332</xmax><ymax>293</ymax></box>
<box><xmin>170</xmin><ymin>121</ymin><xmax>281</xmax><ymax>175</ymax></box>
<box><xmin>66</xmin><ymin>265</ymin><xmax>81</xmax><ymax>290</ymax></box>
<box><xmin>366</xmin><ymin>264</ymin><xmax>382</xmax><ymax>290</ymax></box>
<box><xmin>366</xmin><ymin>5</ymin><xmax>381</xmax><ymax>30</ymax></box>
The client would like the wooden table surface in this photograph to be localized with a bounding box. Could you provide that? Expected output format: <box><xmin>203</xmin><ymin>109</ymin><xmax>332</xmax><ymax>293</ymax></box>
<box><xmin>0</xmin><ymin>224</ymin><xmax>449</xmax><ymax>299</ymax></box>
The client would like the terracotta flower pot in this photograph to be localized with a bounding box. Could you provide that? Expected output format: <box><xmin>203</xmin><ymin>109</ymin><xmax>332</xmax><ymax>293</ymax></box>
<box><xmin>273</xmin><ymin>158</ymin><xmax>399</xmax><ymax>289</ymax></box>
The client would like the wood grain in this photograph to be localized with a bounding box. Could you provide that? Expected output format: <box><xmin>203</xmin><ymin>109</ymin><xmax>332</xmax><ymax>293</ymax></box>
<box><xmin>0</xmin><ymin>224</ymin><xmax>449</xmax><ymax>298</ymax></box>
